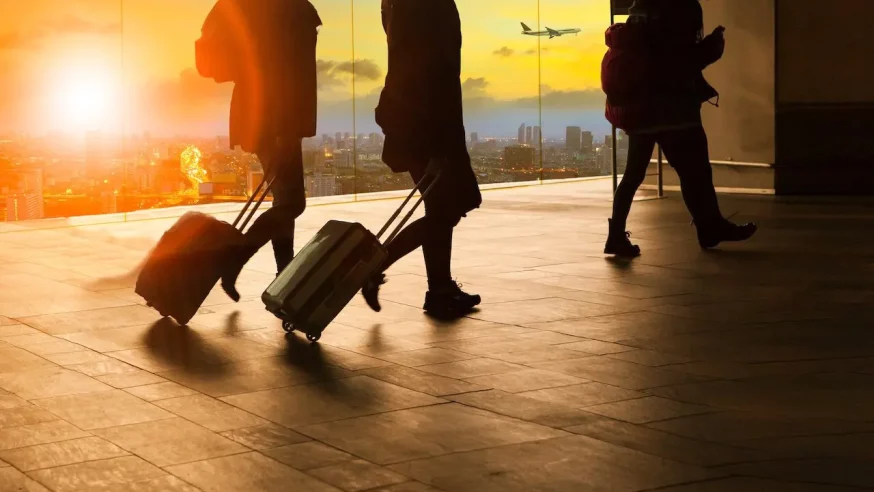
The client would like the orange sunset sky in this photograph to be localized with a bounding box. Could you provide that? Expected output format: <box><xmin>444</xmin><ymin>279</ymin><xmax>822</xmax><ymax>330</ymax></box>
<box><xmin>0</xmin><ymin>0</ymin><xmax>614</xmax><ymax>138</ymax></box>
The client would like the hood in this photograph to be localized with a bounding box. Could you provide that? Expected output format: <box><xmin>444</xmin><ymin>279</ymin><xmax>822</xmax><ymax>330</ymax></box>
<box><xmin>605</xmin><ymin>23</ymin><xmax>648</xmax><ymax>50</ymax></box>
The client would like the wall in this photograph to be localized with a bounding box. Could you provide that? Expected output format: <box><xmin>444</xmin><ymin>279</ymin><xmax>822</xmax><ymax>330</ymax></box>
<box><xmin>774</xmin><ymin>0</ymin><xmax>874</xmax><ymax>193</ymax></box>
<box><xmin>699</xmin><ymin>0</ymin><xmax>776</xmax><ymax>165</ymax></box>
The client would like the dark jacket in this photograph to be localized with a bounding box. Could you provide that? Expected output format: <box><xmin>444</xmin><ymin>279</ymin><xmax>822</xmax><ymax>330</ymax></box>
<box><xmin>227</xmin><ymin>0</ymin><xmax>321</xmax><ymax>153</ymax></box>
<box><xmin>602</xmin><ymin>7</ymin><xmax>722</xmax><ymax>134</ymax></box>
<box><xmin>376</xmin><ymin>0</ymin><xmax>464</xmax><ymax>172</ymax></box>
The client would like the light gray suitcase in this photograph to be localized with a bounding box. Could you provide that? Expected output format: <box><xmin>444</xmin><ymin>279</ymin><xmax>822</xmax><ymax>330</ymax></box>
<box><xmin>262</xmin><ymin>169</ymin><xmax>440</xmax><ymax>342</ymax></box>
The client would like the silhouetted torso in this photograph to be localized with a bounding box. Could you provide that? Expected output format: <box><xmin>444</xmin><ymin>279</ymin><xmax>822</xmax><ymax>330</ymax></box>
<box><xmin>228</xmin><ymin>0</ymin><xmax>321</xmax><ymax>153</ymax></box>
<box><xmin>377</xmin><ymin>0</ymin><xmax>464</xmax><ymax>170</ymax></box>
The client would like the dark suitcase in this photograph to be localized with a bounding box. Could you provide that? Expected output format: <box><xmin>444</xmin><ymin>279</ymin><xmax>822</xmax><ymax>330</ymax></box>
<box><xmin>136</xmin><ymin>176</ymin><xmax>275</xmax><ymax>325</ymax></box>
<box><xmin>262</xmin><ymin>167</ymin><xmax>441</xmax><ymax>341</ymax></box>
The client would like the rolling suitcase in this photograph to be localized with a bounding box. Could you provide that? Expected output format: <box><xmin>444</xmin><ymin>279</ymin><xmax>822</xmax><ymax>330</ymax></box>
<box><xmin>262</xmin><ymin>169</ymin><xmax>441</xmax><ymax>342</ymax></box>
<box><xmin>136</xmin><ymin>175</ymin><xmax>275</xmax><ymax>325</ymax></box>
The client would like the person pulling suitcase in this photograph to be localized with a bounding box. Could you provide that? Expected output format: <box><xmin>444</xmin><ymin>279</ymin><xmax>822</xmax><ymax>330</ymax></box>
<box><xmin>196</xmin><ymin>0</ymin><xmax>323</xmax><ymax>301</ymax></box>
<box><xmin>361</xmin><ymin>0</ymin><xmax>483</xmax><ymax>319</ymax></box>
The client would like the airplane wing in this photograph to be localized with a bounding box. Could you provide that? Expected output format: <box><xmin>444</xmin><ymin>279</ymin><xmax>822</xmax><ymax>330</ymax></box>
<box><xmin>521</xmin><ymin>22</ymin><xmax>532</xmax><ymax>32</ymax></box>
<box><xmin>546</xmin><ymin>27</ymin><xmax>560</xmax><ymax>38</ymax></box>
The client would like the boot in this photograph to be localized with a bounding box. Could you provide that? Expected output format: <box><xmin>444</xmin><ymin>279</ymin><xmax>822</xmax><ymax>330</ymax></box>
<box><xmin>361</xmin><ymin>272</ymin><xmax>386</xmax><ymax>312</ymax></box>
<box><xmin>220</xmin><ymin>244</ymin><xmax>255</xmax><ymax>302</ymax></box>
<box><xmin>604</xmin><ymin>219</ymin><xmax>641</xmax><ymax>257</ymax></box>
<box><xmin>423</xmin><ymin>280</ymin><xmax>481</xmax><ymax>319</ymax></box>
<box><xmin>696</xmin><ymin>219</ymin><xmax>757</xmax><ymax>249</ymax></box>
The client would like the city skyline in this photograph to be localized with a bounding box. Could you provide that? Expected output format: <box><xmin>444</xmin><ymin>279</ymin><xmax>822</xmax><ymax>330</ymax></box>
<box><xmin>0</xmin><ymin>0</ymin><xmax>613</xmax><ymax>137</ymax></box>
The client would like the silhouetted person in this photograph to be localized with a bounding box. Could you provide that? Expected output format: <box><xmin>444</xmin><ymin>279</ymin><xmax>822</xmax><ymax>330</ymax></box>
<box><xmin>361</xmin><ymin>0</ymin><xmax>482</xmax><ymax>318</ymax></box>
<box><xmin>602</xmin><ymin>0</ymin><xmax>756</xmax><ymax>257</ymax></box>
<box><xmin>220</xmin><ymin>0</ymin><xmax>321</xmax><ymax>300</ymax></box>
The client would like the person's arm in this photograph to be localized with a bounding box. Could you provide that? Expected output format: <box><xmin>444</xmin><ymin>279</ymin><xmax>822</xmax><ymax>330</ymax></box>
<box><xmin>694</xmin><ymin>27</ymin><xmax>726</xmax><ymax>69</ymax></box>
<box><xmin>386</xmin><ymin>0</ymin><xmax>442</xmax><ymax>115</ymax></box>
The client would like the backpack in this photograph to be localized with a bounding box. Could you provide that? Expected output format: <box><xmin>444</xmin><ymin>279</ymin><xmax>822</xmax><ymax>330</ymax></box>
<box><xmin>195</xmin><ymin>0</ymin><xmax>241</xmax><ymax>83</ymax></box>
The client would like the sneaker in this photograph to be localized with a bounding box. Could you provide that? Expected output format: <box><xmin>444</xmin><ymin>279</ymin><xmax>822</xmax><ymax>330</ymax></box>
<box><xmin>361</xmin><ymin>273</ymin><xmax>386</xmax><ymax>312</ymax></box>
<box><xmin>423</xmin><ymin>281</ymin><xmax>481</xmax><ymax>318</ymax></box>
<box><xmin>697</xmin><ymin>219</ymin><xmax>757</xmax><ymax>249</ymax></box>
<box><xmin>604</xmin><ymin>219</ymin><xmax>641</xmax><ymax>258</ymax></box>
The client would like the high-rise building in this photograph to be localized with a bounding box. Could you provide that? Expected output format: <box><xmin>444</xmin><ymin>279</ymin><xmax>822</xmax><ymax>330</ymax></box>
<box><xmin>518</xmin><ymin>124</ymin><xmax>526</xmax><ymax>144</ymax></box>
<box><xmin>21</xmin><ymin>170</ymin><xmax>45</xmax><ymax>218</ymax></box>
<box><xmin>303</xmin><ymin>149</ymin><xmax>327</xmax><ymax>171</ymax></box>
<box><xmin>525</xmin><ymin>126</ymin><xmax>533</xmax><ymax>145</ymax></box>
<box><xmin>306</xmin><ymin>172</ymin><xmax>337</xmax><ymax>197</ymax></box>
<box><xmin>470</xmin><ymin>132</ymin><xmax>479</xmax><ymax>144</ymax></box>
<box><xmin>335</xmin><ymin>132</ymin><xmax>344</xmax><ymax>149</ymax></box>
<box><xmin>566</xmin><ymin>126</ymin><xmax>582</xmax><ymax>153</ymax></box>
<box><xmin>368</xmin><ymin>132</ymin><xmax>383</xmax><ymax>147</ymax></box>
<box><xmin>344</xmin><ymin>132</ymin><xmax>351</xmax><ymax>142</ymax></box>
<box><xmin>503</xmin><ymin>145</ymin><xmax>536</xmax><ymax>170</ymax></box>
<box><xmin>531</xmin><ymin>127</ymin><xmax>541</xmax><ymax>146</ymax></box>
<box><xmin>6</xmin><ymin>193</ymin><xmax>43</xmax><ymax>221</ymax></box>
<box><xmin>581</xmin><ymin>131</ymin><xmax>594</xmax><ymax>156</ymax></box>
<box><xmin>332</xmin><ymin>151</ymin><xmax>354</xmax><ymax>169</ymax></box>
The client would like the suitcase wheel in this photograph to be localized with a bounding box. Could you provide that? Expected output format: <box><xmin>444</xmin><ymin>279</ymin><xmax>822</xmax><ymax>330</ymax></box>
<box><xmin>306</xmin><ymin>332</ymin><xmax>321</xmax><ymax>343</ymax></box>
<box><xmin>282</xmin><ymin>321</ymin><xmax>294</xmax><ymax>333</ymax></box>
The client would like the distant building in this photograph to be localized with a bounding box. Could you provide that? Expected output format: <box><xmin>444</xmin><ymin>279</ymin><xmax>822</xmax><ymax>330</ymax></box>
<box><xmin>100</xmin><ymin>191</ymin><xmax>118</xmax><ymax>214</ymax></box>
<box><xmin>332</xmin><ymin>151</ymin><xmax>354</xmax><ymax>170</ymax></box>
<box><xmin>306</xmin><ymin>173</ymin><xmax>337</xmax><ymax>197</ymax></box>
<box><xmin>503</xmin><ymin>145</ymin><xmax>536</xmax><ymax>170</ymax></box>
<box><xmin>368</xmin><ymin>132</ymin><xmax>383</xmax><ymax>147</ymax></box>
<box><xmin>6</xmin><ymin>193</ymin><xmax>43</xmax><ymax>221</ymax></box>
<box><xmin>581</xmin><ymin>131</ymin><xmax>594</xmax><ymax>156</ymax></box>
<box><xmin>566</xmin><ymin>126</ymin><xmax>582</xmax><ymax>153</ymax></box>
<box><xmin>518</xmin><ymin>123</ymin><xmax>526</xmax><ymax>144</ymax></box>
<box><xmin>531</xmin><ymin>126</ymin><xmax>541</xmax><ymax>146</ymax></box>
<box><xmin>303</xmin><ymin>149</ymin><xmax>328</xmax><ymax>171</ymax></box>
<box><xmin>470</xmin><ymin>132</ymin><xmax>479</xmax><ymax>145</ymax></box>
<box><xmin>525</xmin><ymin>126</ymin><xmax>533</xmax><ymax>145</ymax></box>
<box><xmin>247</xmin><ymin>169</ymin><xmax>264</xmax><ymax>196</ymax></box>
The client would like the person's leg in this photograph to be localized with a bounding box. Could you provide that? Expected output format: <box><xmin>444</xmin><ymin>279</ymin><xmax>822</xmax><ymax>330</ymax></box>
<box><xmin>221</xmin><ymin>140</ymin><xmax>305</xmax><ymax>301</ymax></box>
<box><xmin>605</xmin><ymin>133</ymin><xmax>656</xmax><ymax>257</ymax></box>
<box><xmin>658</xmin><ymin>127</ymin><xmax>756</xmax><ymax>248</ymax></box>
<box><xmin>657</xmin><ymin>127</ymin><xmax>722</xmax><ymax>225</ymax></box>
<box><xmin>611</xmin><ymin>133</ymin><xmax>657</xmax><ymax>231</ymax></box>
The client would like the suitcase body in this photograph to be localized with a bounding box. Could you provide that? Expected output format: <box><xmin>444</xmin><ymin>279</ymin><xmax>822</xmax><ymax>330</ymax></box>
<box><xmin>262</xmin><ymin>220</ymin><xmax>387</xmax><ymax>340</ymax></box>
<box><xmin>263</xmin><ymin>163</ymin><xmax>441</xmax><ymax>341</ymax></box>
<box><xmin>136</xmin><ymin>175</ymin><xmax>275</xmax><ymax>326</ymax></box>
<box><xmin>135</xmin><ymin>212</ymin><xmax>242</xmax><ymax>325</ymax></box>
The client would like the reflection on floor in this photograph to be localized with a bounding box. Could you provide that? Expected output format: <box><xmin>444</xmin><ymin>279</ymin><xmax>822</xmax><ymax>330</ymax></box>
<box><xmin>1</xmin><ymin>179</ymin><xmax>873</xmax><ymax>491</ymax></box>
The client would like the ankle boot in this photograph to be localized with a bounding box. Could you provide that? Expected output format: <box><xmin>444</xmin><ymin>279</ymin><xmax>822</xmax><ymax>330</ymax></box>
<box><xmin>696</xmin><ymin>219</ymin><xmax>757</xmax><ymax>249</ymax></box>
<box><xmin>221</xmin><ymin>244</ymin><xmax>255</xmax><ymax>302</ymax></box>
<box><xmin>604</xmin><ymin>219</ymin><xmax>641</xmax><ymax>257</ymax></box>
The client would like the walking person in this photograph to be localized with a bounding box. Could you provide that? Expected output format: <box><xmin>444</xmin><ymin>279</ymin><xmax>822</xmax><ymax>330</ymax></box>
<box><xmin>220</xmin><ymin>0</ymin><xmax>322</xmax><ymax>301</ymax></box>
<box><xmin>361</xmin><ymin>0</ymin><xmax>483</xmax><ymax>318</ymax></box>
<box><xmin>602</xmin><ymin>0</ymin><xmax>756</xmax><ymax>257</ymax></box>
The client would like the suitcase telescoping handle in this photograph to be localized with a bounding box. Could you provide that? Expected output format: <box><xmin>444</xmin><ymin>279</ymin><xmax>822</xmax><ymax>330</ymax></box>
<box><xmin>232</xmin><ymin>173</ymin><xmax>277</xmax><ymax>232</ymax></box>
<box><xmin>376</xmin><ymin>158</ymin><xmax>443</xmax><ymax>247</ymax></box>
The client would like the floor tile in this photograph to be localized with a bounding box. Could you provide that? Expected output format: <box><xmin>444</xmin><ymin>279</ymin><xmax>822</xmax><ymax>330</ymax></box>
<box><xmin>33</xmin><ymin>390</ymin><xmax>173</xmax><ymax>430</ymax></box>
<box><xmin>585</xmin><ymin>396</ymin><xmax>714</xmax><ymax>424</ymax></box>
<box><xmin>27</xmin><ymin>455</ymin><xmax>167</xmax><ymax>492</ymax></box>
<box><xmin>0</xmin><ymin>420</ymin><xmax>89</xmax><ymax>451</ymax></box>
<box><xmin>124</xmin><ymin>382</ymin><xmax>198</xmax><ymax>402</ymax></box>
<box><xmin>361</xmin><ymin>365</ymin><xmax>488</xmax><ymax>397</ymax></box>
<box><xmin>517</xmin><ymin>382</ymin><xmax>646</xmax><ymax>408</ymax></box>
<box><xmin>391</xmin><ymin>435</ymin><xmax>719</xmax><ymax>491</ymax></box>
<box><xmin>222</xmin><ymin>376</ymin><xmax>443</xmax><ymax>428</ymax></box>
<box><xmin>153</xmin><ymin>394</ymin><xmax>267</xmax><ymax>432</ymax></box>
<box><xmin>263</xmin><ymin>441</ymin><xmax>355</xmax><ymax>470</ymax></box>
<box><xmin>416</xmin><ymin>359</ymin><xmax>528</xmax><ymax>379</ymax></box>
<box><xmin>448</xmin><ymin>390</ymin><xmax>601</xmax><ymax>428</ymax></box>
<box><xmin>0</xmin><ymin>467</ymin><xmax>50</xmax><ymax>491</ymax></box>
<box><xmin>93</xmin><ymin>417</ymin><xmax>247</xmax><ymax>466</ymax></box>
<box><xmin>0</xmin><ymin>437</ymin><xmax>128</xmax><ymax>471</ymax></box>
<box><xmin>465</xmin><ymin>369</ymin><xmax>587</xmax><ymax>393</ymax></box>
<box><xmin>299</xmin><ymin>403</ymin><xmax>567</xmax><ymax>465</ymax></box>
<box><xmin>0</xmin><ymin>368</ymin><xmax>111</xmax><ymax>400</ymax></box>
<box><xmin>166</xmin><ymin>452</ymin><xmax>340</xmax><ymax>492</ymax></box>
<box><xmin>219</xmin><ymin>423</ymin><xmax>310</xmax><ymax>450</ymax></box>
<box><xmin>308</xmin><ymin>460</ymin><xmax>409</xmax><ymax>492</ymax></box>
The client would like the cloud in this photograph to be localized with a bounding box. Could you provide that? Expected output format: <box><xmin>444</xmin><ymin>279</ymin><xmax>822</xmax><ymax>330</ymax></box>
<box><xmin>0</xmin><ymin>15</ymin><xmax>120</xmax><ymax>52</ymax></box>
<box><xmin>317</xmin><ymin>59</ymin><xmax>383</xmax><ymax>89</ymax></box>
<box><xmin>462</xmin><ymin>77</ymin><xmax>489</xmax><ymax>96</ymax></box>
<box><xmin>493</xmin><ymin>46</ymin><xmax>514</xmax><ymax>57</ymax></box>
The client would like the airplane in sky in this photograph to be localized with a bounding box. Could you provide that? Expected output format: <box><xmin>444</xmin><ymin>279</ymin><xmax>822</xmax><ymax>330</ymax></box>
<box><xmin>521</xmin><ymin>22</ymin><xmax>581</xmax><ymax>39</ymax></box>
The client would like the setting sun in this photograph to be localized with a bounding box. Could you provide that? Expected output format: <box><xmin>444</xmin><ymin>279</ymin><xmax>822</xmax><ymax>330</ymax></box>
<box><xmin>51</xmin><ymin>63</ymin><xmax>120</xmax><ymax>132</ymax></box>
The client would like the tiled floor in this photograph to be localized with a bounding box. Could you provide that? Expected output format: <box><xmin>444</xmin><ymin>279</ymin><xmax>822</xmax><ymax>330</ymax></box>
<box><xmin>0</xmin><ymin>179</ymin><xmax>872</xmax><ymax>491</ymax></box>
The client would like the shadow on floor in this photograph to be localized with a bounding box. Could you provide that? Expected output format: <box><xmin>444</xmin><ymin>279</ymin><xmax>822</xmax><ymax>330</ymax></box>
<box><xmin>144</xmin><ymin>317</ymin><xmax>230</xmax><ymax>376</ymax></box>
